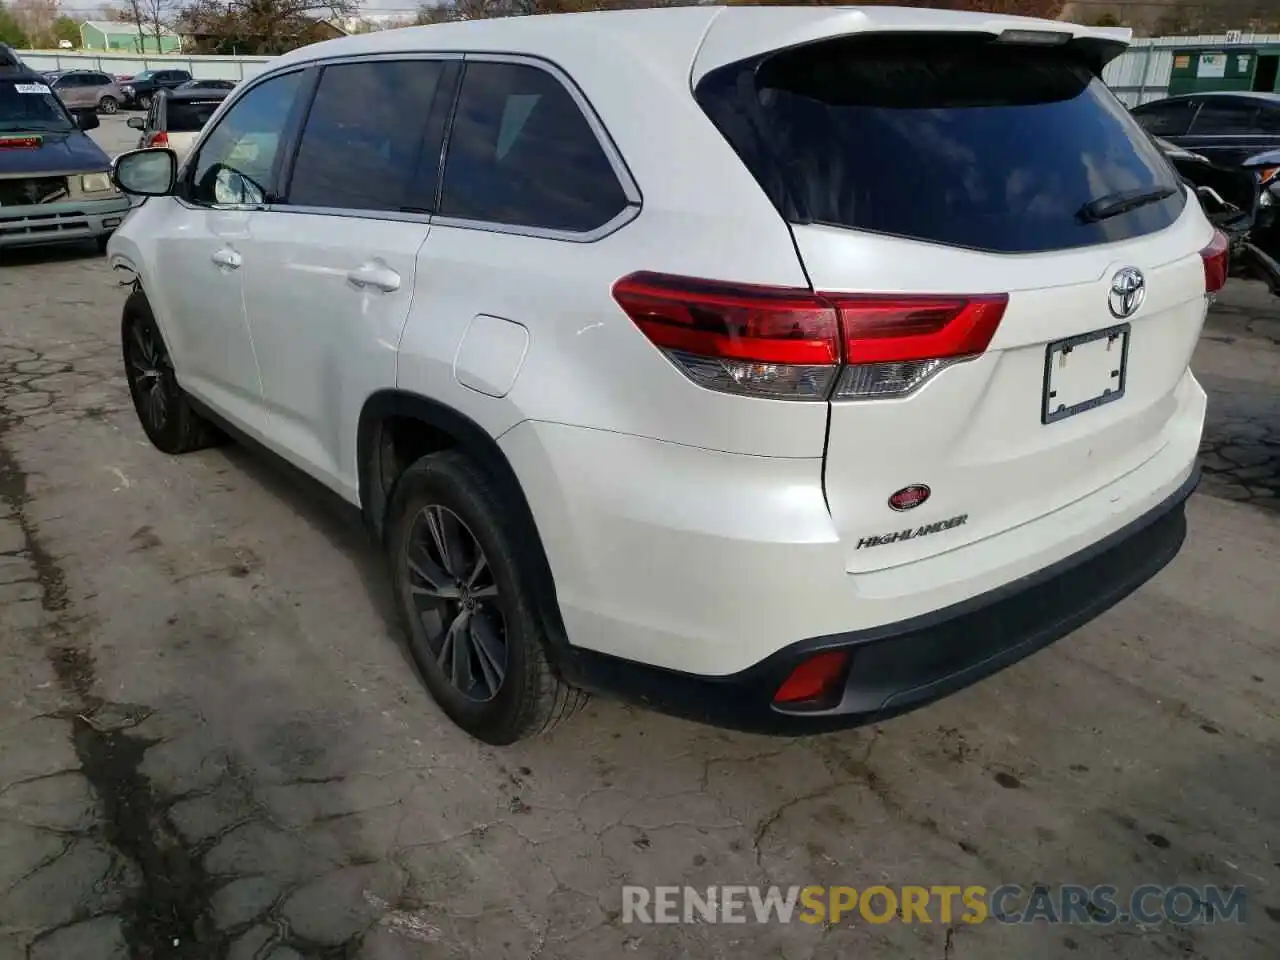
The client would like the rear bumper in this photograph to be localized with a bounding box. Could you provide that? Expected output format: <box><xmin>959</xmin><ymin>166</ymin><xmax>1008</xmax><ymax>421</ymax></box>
<box><xmin>0</xmin><ymin>196</ymin><xmax>131</xmax><ymax>248</ymax></box>
<box><xmin>562</xmin><ymin>467</ymin><xmax>1198</xmax><ymax>735</ymax></box>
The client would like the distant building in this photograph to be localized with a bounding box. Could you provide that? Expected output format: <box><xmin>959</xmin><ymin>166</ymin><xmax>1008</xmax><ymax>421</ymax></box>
<box><xmin>79</xmin><ymin>21</ymin><xmax>182</xmax><ymax>54</ymax></box>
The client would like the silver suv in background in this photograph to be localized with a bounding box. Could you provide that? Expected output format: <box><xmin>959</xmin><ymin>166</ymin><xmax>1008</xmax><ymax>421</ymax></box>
<box><xmin>47</xmin><ymin>70</ymin><xmax>124</xmax><ymax>114</ymax></box>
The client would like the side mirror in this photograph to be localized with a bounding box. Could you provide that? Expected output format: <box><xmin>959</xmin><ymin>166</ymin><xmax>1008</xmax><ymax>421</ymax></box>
<box><xmin>112</xmin><ymin>148</ymin><xmax>178</xmax><ymax>197</ymax></box>
<box><xmin>126</xmin><ymin>116</ymin><xmax>145</xmax><ymax>130</ymax></box>
<box><xmin>73</xmin><ymin>108</ymin><xmax>99</xmax><ymax>131</ymax></box>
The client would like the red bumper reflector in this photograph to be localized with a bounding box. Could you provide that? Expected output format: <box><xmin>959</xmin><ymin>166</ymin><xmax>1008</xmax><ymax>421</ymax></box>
<box><xmin>774</xmin><ymin>650</ymin><xmax>850</xmax><ymax>705</ymax></box>
<box><xmin>1200</xmin><ymin>230</ymin><xmax>1229</xmax><ymax>295</ymax></box>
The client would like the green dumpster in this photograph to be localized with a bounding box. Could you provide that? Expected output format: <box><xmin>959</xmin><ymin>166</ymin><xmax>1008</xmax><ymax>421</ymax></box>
<box><xmin>1167</xmin><ymin>44</ymin><xmax>1280</xmax><ymax>96</ymax></box>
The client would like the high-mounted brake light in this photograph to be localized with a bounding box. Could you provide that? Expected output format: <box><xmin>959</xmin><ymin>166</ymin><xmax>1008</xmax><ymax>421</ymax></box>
<box><xmin>1200</xmin><ymin>230</ymin><xmax>1229</xmax><ymax>296</ymax></box>
<box><xmin>612</xmin><ymin>273</ymin><xmax>1008</xmax><ymax>401</ymax></box>
<box><xmin>997</xmin><ymin>28</ymin><xmax>1071</xmax><ymax>45</ymax></box>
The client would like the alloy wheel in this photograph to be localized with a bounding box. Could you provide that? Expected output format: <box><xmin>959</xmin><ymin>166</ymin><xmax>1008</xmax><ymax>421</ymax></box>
<box><xmin>403</xmin><ymin>505</ymin><xmax>508</xmax><ymax>702</ymax></box>
<box><xmin>125</xmin><ymin>319</ymin><xmax>172</xmax><ymax>434</ymax></box>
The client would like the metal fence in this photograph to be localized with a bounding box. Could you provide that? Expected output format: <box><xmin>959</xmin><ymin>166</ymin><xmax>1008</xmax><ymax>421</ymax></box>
<box><xmin>1102</xmin><ymin>31</ymin><xmax>1280</xmax><ymax>106</ymax></box>
<box><xmin>15</xmin><ymin>29</ymin><xmax>1280</xmax><ymax>101</ymax></box>
<box><xmin>12</xmin><ymin>50</ymin><xmax>273</xmax><ymax>81</ymax></box>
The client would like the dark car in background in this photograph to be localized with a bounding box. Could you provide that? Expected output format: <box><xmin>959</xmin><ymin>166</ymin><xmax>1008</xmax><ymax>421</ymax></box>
<box><xmin>0</xmin><ymin>69</ymin><xmax>130</xmax><ymax>253</ymax></box>
<box><xmin>1131</xmin><ymin>91</ymin><xmax>1280</xmax><ymax>167</ymax></box>
<box><xmin>119</xmin><ymin>68</ymin><xmax>193</xmax><ymax>110</ymax></box>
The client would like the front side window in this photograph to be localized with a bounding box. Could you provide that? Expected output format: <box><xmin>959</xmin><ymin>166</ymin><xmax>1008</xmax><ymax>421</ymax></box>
<box><xmin>439</xmin><ymin>61</ymin><xmax>628</xmax><ymax>233</ymax></box>
<box><xmin>287</xmin><ymin>59</ymin><xmax>445</xmax><ymax>212</ymax></box>
<box><xmin>188</xmin><ymin>71</ymin><xmax>303</xmax><ymax>207</ymax></box>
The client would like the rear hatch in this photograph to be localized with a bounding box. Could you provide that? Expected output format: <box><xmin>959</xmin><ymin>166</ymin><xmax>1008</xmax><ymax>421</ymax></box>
<box><xmin>160</xmin><ymin>96</ymin><xmax>224</xmax><ymax>156</ymax></box>
<box><xmin>696</xmin><ymin>28</ymin><xmax>1215</xmax><ymax>573</ymax></box>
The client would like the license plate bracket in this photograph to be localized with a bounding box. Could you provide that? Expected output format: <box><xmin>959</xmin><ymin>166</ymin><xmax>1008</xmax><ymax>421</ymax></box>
<box><xmin>1041</xmin><ymin>323</ymin><xmax>1130</xmax><ymax>425</ymax></box>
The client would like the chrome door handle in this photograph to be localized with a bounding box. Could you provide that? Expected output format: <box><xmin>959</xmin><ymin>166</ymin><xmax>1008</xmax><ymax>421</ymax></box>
<box><xmin>211</xmin><ymin>248</ymin><xmax>241</xmax><ymax>269</ymax></box>
<box><xmin>346</xmin><ymin>263</ymin><xmax>401</xmax><ymax>293</ymax></box>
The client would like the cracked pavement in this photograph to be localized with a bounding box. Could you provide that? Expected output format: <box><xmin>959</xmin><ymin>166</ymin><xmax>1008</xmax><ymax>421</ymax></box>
<box><xmin>0</xmin><ymin>247</ymin><xmax>1277</xmax><ymax>960</ymax></box>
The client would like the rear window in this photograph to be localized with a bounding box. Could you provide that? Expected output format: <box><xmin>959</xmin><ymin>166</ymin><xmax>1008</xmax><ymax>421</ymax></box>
<box><xmin>167</xmin><ymin>99</ymin><xmax>222</xmax><ymax>132</ymax></box>
<box><xmin>696</xmin><ymin>34</ymin><xmax>1185</xmax><ymax>254</ymax></box>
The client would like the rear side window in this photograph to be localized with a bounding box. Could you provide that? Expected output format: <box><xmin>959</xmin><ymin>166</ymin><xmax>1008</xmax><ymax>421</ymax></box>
<box><xmin>1189</xmin><ymin>100</ymin><xmax>1261</xmax><ymax>134</ymax></box>
<box><xmin>697</xmin><ymin>34</ymin><xmax>1185</xmax><ymax>254</ymax></box>
<box><xmin>287</xmin><ymin>59</ymin><xmax>446</xmax><ymax>212</ymax></box>
<box><xmin>167</xmin><ymin>99</ymin><xmax>222</xmax><ymax>132</ymax></box>
<box><xmin>439</xmin><ymin>61</ymin><xmax>628</xmax><ymax>233</ymax></box>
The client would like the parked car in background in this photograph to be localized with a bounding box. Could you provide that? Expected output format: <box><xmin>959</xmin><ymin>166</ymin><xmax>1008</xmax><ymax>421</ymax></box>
<box><xmin>176</xmin><ymin>78</ymin><xmax>238</xmax><ymax>92</ymax></box>
<box><xmin>126</xmin><ymin>88</ymin><xmax>228</xmax><ymax>161</ymax></box>
<box><xmin>45</xmin><ymin>69</ymin><xmax>125</xmax><ymax>114</ymax></box>
<box><xmin>0</xmin><ymin>70</ymin><xmax>129</xmax><ymax>253</ymax></box>
<box><xmin>120</xmin><ymin>69</ymin><xmax>193</xmax><ymax>110</ymax></box>
<box><xmin>108</xmin><ymin>8</ymin><xmax>1213</xmax><ymax>744</ymax></box>
<box><xmin>1131</xmin><ymin>91</ymin><xmax>1280</xmax><ymax>167</ymax></box>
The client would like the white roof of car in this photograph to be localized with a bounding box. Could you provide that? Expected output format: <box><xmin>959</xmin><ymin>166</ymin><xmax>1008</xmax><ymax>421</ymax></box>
<box><xmin>273</xmin><ymin>5</ymin><xmax>1132</xmax><ymax>82</ymax></box>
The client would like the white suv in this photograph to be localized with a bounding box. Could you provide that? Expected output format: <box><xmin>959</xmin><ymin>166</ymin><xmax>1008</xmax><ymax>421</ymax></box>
<box><xmin>107</xmin><ymin>7</ymin><xmax>1218</xmax><ymax>744</ymax></box>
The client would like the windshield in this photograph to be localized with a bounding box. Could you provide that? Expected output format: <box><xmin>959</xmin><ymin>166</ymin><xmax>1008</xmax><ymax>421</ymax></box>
<box><xmin>0</xmin><ymin>78</ymin><xmax>74</xmax><ymax>132</ymax></box>
<box><xmin>132</xmin><ymin>71</ymin><xmax>155</xmax><ymax>82</ymax></box>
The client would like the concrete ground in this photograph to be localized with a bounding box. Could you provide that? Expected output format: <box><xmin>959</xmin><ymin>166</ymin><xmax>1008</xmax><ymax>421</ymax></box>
<box><xmin>0</xmin><ymin>228</ymin><xmax>1277</xmax><ymax>956</ymax></box>
<box><xmin>92</xmin><ymin>113</ymin><xmax>144</xmax><ymax>160</ymax></box>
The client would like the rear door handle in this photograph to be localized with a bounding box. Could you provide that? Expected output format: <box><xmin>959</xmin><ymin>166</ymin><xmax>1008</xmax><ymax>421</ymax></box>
<box><xmin>347</xmin><ymin>262</ymin><xmax>401</xmax><ymax>293</ymax></box>
<box><xmin>211</xmin><ymin>248</ymin><xmax>241</xmax><ymax>270</ymax></box>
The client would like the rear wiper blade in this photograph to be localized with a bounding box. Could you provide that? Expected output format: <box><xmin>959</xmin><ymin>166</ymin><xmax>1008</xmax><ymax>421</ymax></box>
<box><xmin>1077</xmin><ymin>185</ymin><xmax>1178</xmax><ymax>223</ymax></box>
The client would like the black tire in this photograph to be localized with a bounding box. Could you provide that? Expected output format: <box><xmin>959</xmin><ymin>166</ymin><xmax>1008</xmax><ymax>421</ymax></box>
<box><xmin>98</xmin><ymin>96</ymin><xmax>118</xmax><ymax>114</ymax></box>
<box><xmin>121</xmin><ymin>290</ymin><xmax>223</xmax><ymax>455</ymax></box>
<box><xmin>387</xmin><ymin>451</ymin><xmax>587</xmax><ymax>744</ymax></box>
<box><xmin>95</xmin><ymin>233</ymin><xmax>111</xmax><ymax>254</ymax></box>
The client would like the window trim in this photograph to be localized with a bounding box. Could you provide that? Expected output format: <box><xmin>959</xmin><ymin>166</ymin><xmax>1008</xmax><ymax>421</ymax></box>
<box><xmin>172</xmin><ymin>50</ymin><xmax>642</xmax><ymax>241</ymax></box>
<box><xmin>272</xmin><ymin>53</ymin><xmax>464</xmax><ymax>224</ymax></box>
<box><xmin>177</xmin><ymin>64</ymin><xmax>316</xmax><ymax>212</ymax></box>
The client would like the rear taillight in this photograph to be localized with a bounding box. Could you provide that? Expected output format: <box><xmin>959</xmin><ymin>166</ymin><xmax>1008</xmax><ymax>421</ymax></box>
<box><xmin>147</xmin><ymin>131</ymin><xmax>169</xmax><ymax>147</ymax></box>
<box><xmin>831</xmin><ymin>295</ymin><xmax>1008</xmax><ymax>400</ymax></box>
<box><xmin>1200</xmin><ymin>230</ymin><xmax>1229</xmax><ymax>296</ymax></box>
<box><xmin>612</xmin><ymin>272</ymin><xmax>1007</xmax><ymax>401</ymax></box>
<box><xmin>610</xmin><ymin>272</ymin><xmax>840</xmax><ymax>400</ymax></box>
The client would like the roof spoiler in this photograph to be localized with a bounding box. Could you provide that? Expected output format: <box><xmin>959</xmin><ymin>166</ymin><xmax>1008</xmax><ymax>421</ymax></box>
<box><xmin>993</xmin><ymin>24</ymin><xmax>1132</xmax><ymax>74</ymax></box>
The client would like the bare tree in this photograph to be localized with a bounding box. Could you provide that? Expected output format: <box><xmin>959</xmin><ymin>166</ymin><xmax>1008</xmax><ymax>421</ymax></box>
<box><xmin>10</xmin><ymin>0</ymin><xmax>58</xmax><ymax>47</ymax></box>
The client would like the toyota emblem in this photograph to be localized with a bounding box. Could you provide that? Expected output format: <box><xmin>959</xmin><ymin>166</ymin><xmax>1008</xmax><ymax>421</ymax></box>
<box><xmin>888</xmin><ymin>484</ymin><xmax>931</xmax><ymax>512</ymax></box>
<box><xmin>1108</xmin><ymin>267</ymin><xmax>1145</xmax><ymax>319</ymax></box>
